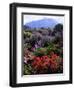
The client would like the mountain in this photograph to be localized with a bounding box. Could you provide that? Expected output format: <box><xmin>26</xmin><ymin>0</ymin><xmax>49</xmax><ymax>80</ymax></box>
<box><xmin>24</xmin><ymin>18</ymin><xmax>58</xmax><ymax>29</ymax></box>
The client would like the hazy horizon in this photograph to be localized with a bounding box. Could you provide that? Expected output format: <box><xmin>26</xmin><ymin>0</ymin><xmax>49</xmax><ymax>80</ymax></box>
<box><xmin>23</xmin><ymin>15</ymin><xmax>64</xmax><ymax>25</ymax></box>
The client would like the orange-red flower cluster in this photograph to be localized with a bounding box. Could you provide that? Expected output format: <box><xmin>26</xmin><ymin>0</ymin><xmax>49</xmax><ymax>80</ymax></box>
<box><xmin>32</xmin><ymin>53</ymin><xmax>61</xmax><ymax>73</ymax></box>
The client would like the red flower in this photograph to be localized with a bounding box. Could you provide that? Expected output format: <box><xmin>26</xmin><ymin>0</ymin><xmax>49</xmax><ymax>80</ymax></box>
<box><xmin>49</xmin><ymin>60</ymin><xmax>58</xmax><ymax>72</ymax></box>
<box><xmin>32</xmin><ymin>55</ymin><xmax>50</xmax><ymax>71</ymax></box>
<box><xmin>51</xmin><ymin>54</ymin><xmax>59</xmax><ymax>61</ymax></box>
<box><xmin>31</xmin><ymin>53</ymin><xmax>62</xmax><ymax>73</ymax></box>
<box><xmin>42</xmin><ymin>56</ymin><xmax>48</xmax><ymax>59</ymax></box>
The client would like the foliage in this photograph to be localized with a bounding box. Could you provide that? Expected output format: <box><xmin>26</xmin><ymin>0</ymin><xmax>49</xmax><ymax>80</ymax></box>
<box><xmin>23</xmin><ymin>23</ymin><xmax>63</xmax><ymax>75</ymax></box>
<box><xmin>33</xmin><ymin>48</ymin><xmax>47</xmax><ymax>56</ymax></box>
<box><xmin>23</xmin><ymin>64</ymin><xmax>32</xmax><ymax>75</ymax></box>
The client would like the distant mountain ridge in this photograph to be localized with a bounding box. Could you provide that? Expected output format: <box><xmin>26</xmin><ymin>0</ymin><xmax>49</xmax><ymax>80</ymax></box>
<box><xmin>24</xmin><ymin>18</ymin><xmax>59</xmax><ymax>28</ymax></box>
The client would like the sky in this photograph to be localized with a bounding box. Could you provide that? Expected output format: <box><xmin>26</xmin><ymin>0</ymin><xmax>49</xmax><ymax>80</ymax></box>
<box><xmin>23</xmin><ymin>15</ymin><xmax>64</xmax><ymax>25</ymax></box>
